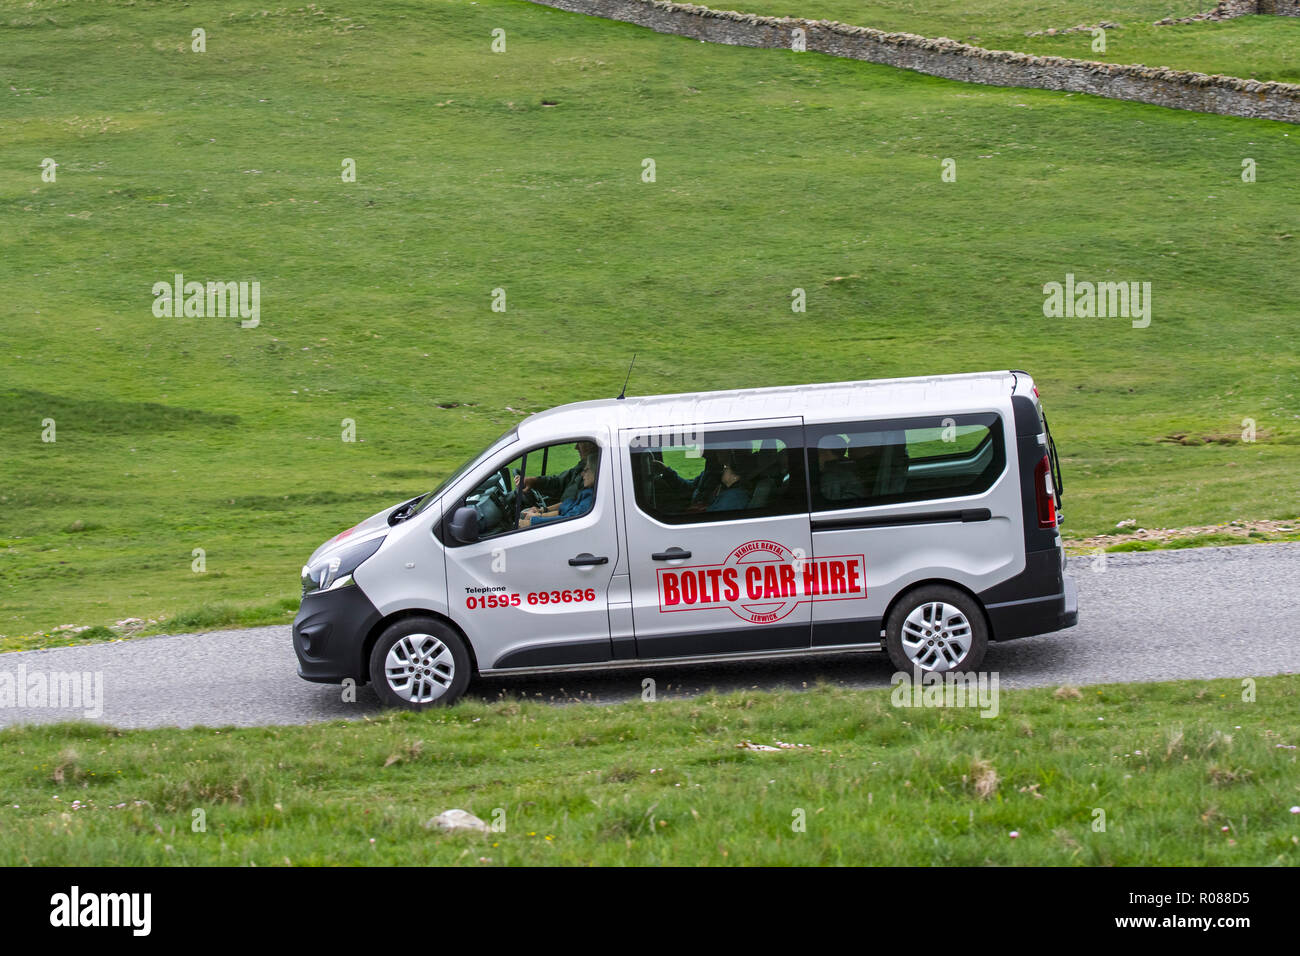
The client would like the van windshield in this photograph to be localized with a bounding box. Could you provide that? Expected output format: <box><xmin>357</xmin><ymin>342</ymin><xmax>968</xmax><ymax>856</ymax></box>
<box><xmin>406</xmin><ymin>426</ymin><xmax>519</xmax><ymax>517</ymax></box>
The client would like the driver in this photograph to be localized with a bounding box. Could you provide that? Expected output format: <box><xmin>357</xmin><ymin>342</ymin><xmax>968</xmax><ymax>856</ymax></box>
<box><xmin>520</xmin><ymin>454</ymin><xmax>597</xmax><ymax>528</ymax></box>
<box><xmin>521</xmin><ymin>440</ymin><xmax>596</xmax><ymax>516</ymax></box>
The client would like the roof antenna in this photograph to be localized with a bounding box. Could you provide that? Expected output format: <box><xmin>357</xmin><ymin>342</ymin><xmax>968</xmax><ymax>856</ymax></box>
<box><xmin>616</xmin><ymin>352</ymin><xmax>637</xmax><ymax>400</ymax></box>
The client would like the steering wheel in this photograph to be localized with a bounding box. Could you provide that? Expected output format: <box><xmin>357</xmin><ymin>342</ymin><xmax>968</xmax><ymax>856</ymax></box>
<box><xmin>487</xmin><ymin>482</ymin><xmax>546</xmax><ymax>524</ymax></box>
<box><xmin>476</xmin><ymin>485</ymin><xmax>512</xmax><ymax>533</ymax></box>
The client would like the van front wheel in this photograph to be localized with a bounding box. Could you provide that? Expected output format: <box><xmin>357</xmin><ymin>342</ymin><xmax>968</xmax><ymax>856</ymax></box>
<box><xmin>885</xmin><ymin>585</ymin><xmax>988</xmax><ymax>674</ymax></box>
<box><xmin>368</xmin><ymin>617</ymin><xmax>472</xmax><ymax>709</ymax></box>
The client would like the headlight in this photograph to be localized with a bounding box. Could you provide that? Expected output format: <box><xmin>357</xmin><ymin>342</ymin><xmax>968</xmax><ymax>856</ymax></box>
<box><xmin>302</xmin><ymin>536</ymin><xmax>385</xmax><ymax>596</ymax></box>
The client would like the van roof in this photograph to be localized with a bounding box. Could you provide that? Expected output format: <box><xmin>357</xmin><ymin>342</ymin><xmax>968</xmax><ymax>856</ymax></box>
<box><xmin>518</xmin><ymin>370</ymin><xmax>1021</xmax><ymax>440</ymax></box>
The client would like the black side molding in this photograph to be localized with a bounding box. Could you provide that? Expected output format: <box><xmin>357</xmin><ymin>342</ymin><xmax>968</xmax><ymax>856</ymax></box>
<box><xmin>812</xmin><ymin>508</ymin><xmax>991</xmax><ymax>532</ymax></box>
<box><xmin>493</xmin><ymin>638</ymin><xmax>615</xmax><ymax>669</ymax></box>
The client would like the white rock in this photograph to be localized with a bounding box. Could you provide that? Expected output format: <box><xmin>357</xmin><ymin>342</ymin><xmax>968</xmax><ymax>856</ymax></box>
<box><xmin>427</xmin><ymin>809</ymin><xmax>489</xmax><ymax>833</ymax></box>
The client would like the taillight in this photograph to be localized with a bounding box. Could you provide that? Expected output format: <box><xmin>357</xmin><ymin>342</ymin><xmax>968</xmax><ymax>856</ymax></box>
<box><xmin>1034</xmin><ymin>453</ymin><xmax>1057</xmax><ymax>529</ymax></box>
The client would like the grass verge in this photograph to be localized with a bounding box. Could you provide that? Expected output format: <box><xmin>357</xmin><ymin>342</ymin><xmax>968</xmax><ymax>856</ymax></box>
<box><xmin>1</xmin><ymin>675</ymin><xmax>1297</xmax><ymax>864</ymax></box>
<box><xmin>0</xmin><ymin>598</ymin><xmax>300</xmax><ymax>654</ymax></box>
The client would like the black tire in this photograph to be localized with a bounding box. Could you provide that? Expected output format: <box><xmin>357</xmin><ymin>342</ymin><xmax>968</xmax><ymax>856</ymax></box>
<box><xmin>884</xmin><ymin>584</ymin><xmax>988</xmax><ymax>675</ymax></box>
<box><xmin>368</xmin><ymin>616</ymin><xmax>472</xmax><ymax>710</ymax></box>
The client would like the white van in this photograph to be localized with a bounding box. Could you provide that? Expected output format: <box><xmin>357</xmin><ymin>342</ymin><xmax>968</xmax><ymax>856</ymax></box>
<box><xmin>294</xmin><ymin>370</ymin><xmax>1076</xmax><ymax>709</ymax></box>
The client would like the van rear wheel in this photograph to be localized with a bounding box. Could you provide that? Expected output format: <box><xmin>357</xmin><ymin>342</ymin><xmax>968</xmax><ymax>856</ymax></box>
<box><xmin>368</xmin><ymin>617</ymin><xmax>472</xmax><ymax>709</ymax></box>
<box><xmin>885</xmin><ymin>585</ymin><xmax>988</xmax><ymax>674</ymax></box>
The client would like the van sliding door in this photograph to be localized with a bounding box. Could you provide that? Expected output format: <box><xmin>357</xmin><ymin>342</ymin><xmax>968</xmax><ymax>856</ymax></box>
<box><xmin>619</xmin><ymin>418</ymin><xmax>814</xmax><ymax>659</ymax></box>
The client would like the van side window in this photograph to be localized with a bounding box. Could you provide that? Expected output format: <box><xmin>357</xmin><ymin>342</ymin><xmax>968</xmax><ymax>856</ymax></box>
<box><xmin>628</xmin><ymin>426</ymin><xmax>807</xmax><ymax>524</ymax></box>
<box><xmin>808</xmin><ymin>413</ymin><xmax>1005</xmax><ymax>512</ymax></box>
<box><xmin>457</xmin><ymin>438</ymin><xmax>600</xmax><ymax>541</ymax></box>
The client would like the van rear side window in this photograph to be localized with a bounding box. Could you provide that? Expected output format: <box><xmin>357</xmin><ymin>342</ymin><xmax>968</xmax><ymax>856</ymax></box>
<box><xmin>628</xmin><ymin>425</ymin><xmax>807</xmax><ymax>524</ymax></box>
<box><xmin>808</xmin><ymin>413</ymin><xmax>1006</xmax><ymax>512</ymax></box>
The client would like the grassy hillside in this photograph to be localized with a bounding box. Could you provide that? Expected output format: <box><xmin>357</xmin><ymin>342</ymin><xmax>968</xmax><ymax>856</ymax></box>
<box><xmin>728</xmin><ymin>1</ymin><xmax>1300</xmax><ymax>83</ymax></box>
<box><xmin>1</xmin><ymin>0</ymin><xmax>1297</xmax><ymax>642</ymax></box>
<box><xmin>2</xmin><ymin>675</ymin><xmax>1297</xmax><ymax>865</ymax></box>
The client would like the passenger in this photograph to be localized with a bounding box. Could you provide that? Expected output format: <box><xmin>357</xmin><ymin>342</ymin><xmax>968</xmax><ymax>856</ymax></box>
<box><xmin>776</xmin><ymin>447</ymin><xmax>792</xmax><ymax>494</ymax></box>
<box><xmin>524</xmin><ymin>449</ymin><xmax>598</xmax><ymax>523</ymax></box>
<box><xmin>847</xmin><ymin>440</ymin><xmax>883</xmax><ymax>492</ymax></box>
<box><xmin>522</xmin><ymin>440</ymin><xmax>596</xmax><ymax>514</ymax></box>
<box><xmin>746</xmin><ymin>442</ymin><xmax>783</xmax><ymax>508</ymax></box>
<box><xmin>818</xmin><ymin>435</ymin><xmax>867</xmax><ymax>502</ymax></box>
<box><xmin>520</xmin><ymin>454</ymin><xmax>597</xmax><ymax>528</ymax></box>
<box><xmin>652</xmin><ymin>449</ymin><xmax>723</xmax><ymax>509</ymax></box>
<box><xmin>704</xmin><ymin>455</ymin><xmax>752</xmax><ymax>512</ymax></box>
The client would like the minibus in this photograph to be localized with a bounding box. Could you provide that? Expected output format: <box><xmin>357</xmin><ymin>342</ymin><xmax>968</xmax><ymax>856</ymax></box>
<box><xmin>293</xmin><ymin>370</ymin><xmax>1077</xmax><ymax>708</ymax></box>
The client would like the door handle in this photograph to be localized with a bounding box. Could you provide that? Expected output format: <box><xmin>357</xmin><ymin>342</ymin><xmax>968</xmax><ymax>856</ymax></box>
<box><xmin>651</xmin><ymin>548</ymin><xmax>692</xmax><ymax>561</ymax></box>
<box><xmin>569</xmin><ymin>553</ymin><xmax>609</xmax><ymax>567</ymax></box>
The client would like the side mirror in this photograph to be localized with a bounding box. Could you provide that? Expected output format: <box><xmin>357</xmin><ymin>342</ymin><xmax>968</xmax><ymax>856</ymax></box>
<box><xmin>448</xmin><ymin>506</ymin><xmax>480</xmax><ymax>544</ymax></box>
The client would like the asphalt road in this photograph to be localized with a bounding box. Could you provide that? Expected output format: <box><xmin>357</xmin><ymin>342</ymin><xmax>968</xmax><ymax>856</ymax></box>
<box><xmin>3</xmin><ymin>542</ymin><xmax>1297</xmax><ymax>729</ymax></box>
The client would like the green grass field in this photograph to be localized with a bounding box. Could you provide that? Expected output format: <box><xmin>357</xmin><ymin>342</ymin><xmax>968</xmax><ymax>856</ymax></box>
<box><xmin>1</xmin><ymin>0</ymin><xmax>1298</xmax><ymax>644</ymax></box>
<box><xmin>730</xmin><ymin>1</ymin><xmax>1300</xmax><ymax>83</ymax></box>
<box><xmin>1</xmin><ymin>676</ymin><xmax>1296</xmax><ymax>865</ymax></box>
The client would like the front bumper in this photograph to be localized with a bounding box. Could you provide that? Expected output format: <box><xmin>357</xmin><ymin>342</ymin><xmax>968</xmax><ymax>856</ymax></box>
<box><xmin>292</xmin><ymin>583</ymin><xmax>382</xmax><ymax>684</ymax></box>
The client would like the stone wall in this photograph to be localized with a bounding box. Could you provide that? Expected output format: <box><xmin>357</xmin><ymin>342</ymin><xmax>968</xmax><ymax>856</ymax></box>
<box><xmin>525</xmin><ymin>0</ymin><xmax>1300</xmax><ymax>124</ymax></box>
<box><xmin>1221</xmin><ymin>0</ymin><xmax>1262</xmax><ymax>16</ymax></box>
<box><xmin>1157</xmin><ymin>0</ymin><xmax>1299</xmax><ymax>23</ymax></box>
